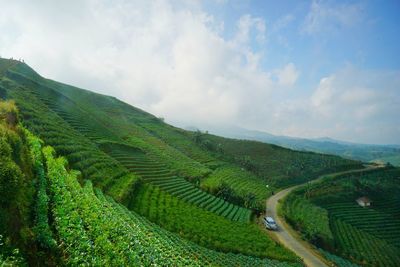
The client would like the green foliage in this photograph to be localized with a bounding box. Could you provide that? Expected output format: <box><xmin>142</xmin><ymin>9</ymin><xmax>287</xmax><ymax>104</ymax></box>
<box><xmin>42</xmin><ymin>143</ymin><xmax>300</xmax><ymax>266</ymax></box>
<box><xmin>319</xmin><ymin>249</ymin><xmax>360</xmax><ymax>267</ymax></box>
<box><xmin>107</xmin><ymin>144</ymin><xmax>252</xmax><ymax>222</ymax></box>
<box><xmin>283</xmin><ymin>168</ymin><xmax>400</xmax><ymax>267</ymax></box>
<box><xmin>0</xmin><ymin>234</ymin><xmax>26</xmax><ymax>267</ymax></box>
<box><xmin>0</xmin><ymin>160</ymin><xmax>22</xmax><ymax>207</ymax></box>
<box><xmin>0</xmin><ymin>107</ymin><xmax>44</xmax><ymax>265</ymax></box>
<box><xmin>0</xmin><ymin>58</ymin><xmax>366</xmax><ymax>265</ymax></box>
<box><xmin>1</xmin><ymin>76</ymin><xmax>140</xmax><ymax>201</ymax></box>
<box><xmin>0</xmin><ymin>100</ymin><xmax>19</xmax><ymax>127</ymax></box>
<box><xmin>196</xmin><ymin>133</ymin><xmax>363</xmax><ymax>188</ymax></box>
<box><xmin>0</xmin><ymin>106</ymin><xmax>30</xmax><ymax>209</ymax></box>
<box><xmin>282</xmin><ymin>192</ymin><xmax>333</xmax><ymax>247</ymax></box>
<box><xmin>129</xmin><ymin>183</ymin><xmax>298</xmax><ymax>262</ymax></box>
<box><xmin>201</xmin><ymin>165</ymin><xmax>271</xmax><ymax>211</ymax></box>
<box><xmin>24</xmin><ymin>129</ymin><xmax>56</xmax><ymax>250</ymax></box>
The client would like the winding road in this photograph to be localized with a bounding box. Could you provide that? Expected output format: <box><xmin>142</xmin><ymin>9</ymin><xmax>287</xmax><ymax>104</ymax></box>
<box><xmin>266</xmin><ymin>184</ymin><xmax>328</xmax><ymax>267</ymax></box>
<box><xmin>265</xmin><ymin>166</ymin><xmax>381</xmax><ymax>267</ymax></box>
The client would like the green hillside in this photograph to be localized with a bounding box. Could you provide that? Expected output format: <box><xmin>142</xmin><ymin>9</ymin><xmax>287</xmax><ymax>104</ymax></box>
<box><xmin>213</xmin><ymin>127</ymin><xmax>400</xmax><ymax>167</ymax></box>
<box><xmin>0</xmin><ymin>58</ymin><xmax>364</xmax><ymax>265</ymax></box>
<box><xmin>282</xmin><ymin>167</ymin><xmax>400</xmax><ymax>266</ymax></box>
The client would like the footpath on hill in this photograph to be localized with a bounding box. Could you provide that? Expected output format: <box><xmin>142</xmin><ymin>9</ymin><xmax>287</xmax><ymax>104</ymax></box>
<box><xmin>265</xmin><ymin>165</ymin><xmax>382</xmax><ymax>267</ymax></box>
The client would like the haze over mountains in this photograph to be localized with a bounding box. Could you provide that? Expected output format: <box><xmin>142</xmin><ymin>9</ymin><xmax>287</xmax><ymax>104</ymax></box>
<box><xmin>189</xmin><ymin>124</ymin><xmax>400</xmax><ymax>166</ymax></box>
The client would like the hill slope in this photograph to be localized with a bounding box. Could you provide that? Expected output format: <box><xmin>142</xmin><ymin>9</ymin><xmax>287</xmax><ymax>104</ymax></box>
<box><xmin>205</xmin><ymin>125</ymin><xmax>400</xmax><ymax>166</ymax></box>
<box><xmin>0</xmin><ymin>101</ymin><xmax>300</xmax><ymax>266</ymax></box>
<box><xmin>282</xmin><ymin>167</ymin><xmax>400</xmax><ymax>266</ymax></box>
<box><xmin>0</xmin><ymin>57</ymin><xmax>363</xmax><ymax>265</ymax></box>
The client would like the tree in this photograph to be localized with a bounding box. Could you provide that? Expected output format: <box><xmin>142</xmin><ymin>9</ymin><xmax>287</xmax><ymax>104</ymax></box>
<box><xmin>193</xmin><ymin>130</ymin><xmax>202</xmax><ymax>144</ymax></box>
<box><xmin>243</xmin><ymin>193</ymin><xmax>256</xmax><ymax>209</ymax></box>
<box><xmin>216</xmin><ymin>182</ymin><xmax>235</xmax><ymax>201</ymax></box>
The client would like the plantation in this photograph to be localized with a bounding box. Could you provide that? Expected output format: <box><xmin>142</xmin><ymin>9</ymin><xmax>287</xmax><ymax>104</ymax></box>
<box><xmin>200</xmin><ymin>165</ymin><xmax>271</xmax><ymax>211</ymax></box>
<box><xmin>0</xmin><ymin>101</ymin><xmax>302</xmax><ymax>265</ymax></box>
<box><xmin>192</xmin><ymin>132</ymin><xmax>363</xmax><ymax>187</ymax></box>
<box><xmin>105</xmin><ymin>142</ymin><xmax>252</xmax><ymax>222</ymax></box>
<box><xmin>282</xmin><ymin>168</ymin><xmax>400</xmax><ymax>266</ymax></box>
<box><xmin>0</xmin><ymin>58</ymin><xmax>368</xmax><ymax>265</ymax></box>
<box><xmin>129</xmin><ymin>183</ymin><xmax>292</xmax><ymax>260</ymax></box>
<box><xmin>43</xmin><ymin>140</ymin><xmax>299</xmax><ymax>266</ymax></box>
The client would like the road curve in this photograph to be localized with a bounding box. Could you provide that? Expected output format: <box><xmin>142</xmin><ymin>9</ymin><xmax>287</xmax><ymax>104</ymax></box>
<box><xmin>265</xmin><ymin>166</ymin><xmax>381</xmax><ymax>267</ymax></box>
<box><xmin>266</xmin><ymin>185</ymin><xmax>328</xmax><ymax>267</ymax></box>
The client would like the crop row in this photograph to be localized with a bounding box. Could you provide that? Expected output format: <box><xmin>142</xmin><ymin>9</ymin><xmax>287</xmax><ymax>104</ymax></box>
<box><xmin>5</xmin><ymin>81</ymin><xmax>139</xmax><ymax>201</ymax></box>
<box><xmin>318</xmin><ymin>249</ymin><xmax>360</xmax><ymax>267</ymax></box>
<box><xmin>331</xmin><ymin>217</ymin><xmax>400</xmax><ymax>267</ymax></box>
<box><xmin>138</xmin><ymin>122</ymin><xmax>218</xmax><ymax>165</ymax></box>
<box><xmin>42</xmin><ymin>144</ymin><xmax>298</xmax><ymax>266</ymax></box>
<box><xmin>129</xmin><ymin>183</ymin><xmax>298</xmax><ymax>261</ymax></box>
<box><xmin>321</xmin><ymin>198</ymin><xmax>400</xmax><ymax>248</ymax></box>
<box><xmin>201</xmin><ymin>165</ymin><xmax>270</xmax><ymax>207</ymax></box>
<box><xmin>201</xmin><ymin>133</ymin><xmax>362</xmax><ymax>188</ymax></box>
<box><xmin>25</xmin><ymin>130</ymin><xmax>57</xmax><ymax>250</ymax></box>
<box><xmin>109</xmin><ymin>148</ymin><xmax>252</xmax><ymax>223</ymax></box>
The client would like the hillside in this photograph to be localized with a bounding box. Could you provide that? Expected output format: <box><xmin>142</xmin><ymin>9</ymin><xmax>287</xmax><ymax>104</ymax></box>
<box><xmin>0</xmin><ymin>101</ymin><xmax>300</xmax><ymax>266</ymax></box>
<box><xmin>282</xmin><ymin>167</ymin><xmax>400</xmax><ymax>267</ymax></box>
<box><xmin>201</xmin><ymin>125</ymin><xmax>400</xmax><ymax>167</ymax></box>
<box><xmin>0</xmin><ymin>57</ymin><xmax>363</xmax><ymax>265</ymax></box>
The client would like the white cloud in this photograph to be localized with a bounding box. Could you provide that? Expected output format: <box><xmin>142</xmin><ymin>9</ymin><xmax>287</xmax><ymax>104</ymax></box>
<box><xmin>233</xmin><ymin>14</ymin><xmax>266</xmax><ymax>45</ymax></box>
<box><xmin>0</xmin><ymin>0</ymin><xmax>398</xmax><ymax>145</ymax></box>
<box><xmin>0</xmin><ymin>0</ymin><xmax>276</xmax><ymax>127</ymax></box>
<box><xmin>289</xmin><ymin>67</ymin><xmax>400</xmax><ymax>144</ymax></box>
<box><xmin>302</xmin><ymin>0</ymin><xmax>364</xmax><ymax>34</ymax></box>
<box><xmin>276</xmin><ymin>63</ymin><xmax>299</xmax><ymax>87</ymax></box>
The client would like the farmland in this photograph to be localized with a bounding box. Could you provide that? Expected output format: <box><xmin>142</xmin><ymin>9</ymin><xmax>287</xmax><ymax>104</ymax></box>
<box><xmin>0</xmin><ymin>58</ymin><xmax>367</xmax><ymax>265</ymax></box>
<box><xmin>282</xmin><ymin>168</ymin><xmax>400</xmax><ymax>266</ymax></box>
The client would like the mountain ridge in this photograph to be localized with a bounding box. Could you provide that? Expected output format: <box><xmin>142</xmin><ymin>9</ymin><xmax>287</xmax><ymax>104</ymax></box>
<box><xmin>191</xmin><ymin>124</ymin><xmax>400</xmax><ymax>166</ymax></box>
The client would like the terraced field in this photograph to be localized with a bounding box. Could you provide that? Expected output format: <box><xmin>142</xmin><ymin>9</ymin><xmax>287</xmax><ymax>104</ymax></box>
<box><xmin>128</xmin><ymin>183</ymin><xmax>293</xmax><ymax>259</ymax></box>
<box><xmin>106</xmin><ymin>144</ymin><xmax>252</xmax><ymax>223</ymax></box>
<box><xmin>316</xmin><ymin>196</ymin><xmax>400</xmax><ymax>266</ymax></box>
<box><xmin>320</xmin><ymin>200</ymin><xmax>400</xmax><ymax>247</ymax></box>
<box><xmin>201</xmin><ymin>165</ymin><xmax>271</xmax><ymax>209</ymax></box>
<box><xmin>26</xmin><ymin>83</ymin><xmax>119</xmax><ymax>143</ymax></box>
<box><xmin>3</xmin><ymin>77</ymin><xmax>139</xmax><ymax>199</ymax></box>
<box><xmin>319</xmin><ymin>250</ymin><xmax>360</xmax><ymax>267</ymax></box>
<box><xmin>282</xmin><ymin>167</ymin><xmax>400</xmax><ymax>267</ymax></box>
<box><xmin>0</xmin><ymin>58</ymin><xmax>367</xmax><ymax>265</ymax></box>
<box><xmin>42</xmin><ymin>145</ymin><xmax>298</xmax><ymax>266</ymax></box>
<box><xmin>137</xmin><ymin>122</ymin><xmax>220</xmax><ymax>166</ymax></box>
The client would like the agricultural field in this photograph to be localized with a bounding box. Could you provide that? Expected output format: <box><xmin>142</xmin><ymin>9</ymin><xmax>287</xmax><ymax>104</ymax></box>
<box><xmin>129</xmin><ymin>183</ymin><xmax>289</xmax><ymax>259</ymax></box>
<box><xmin>282</xmin><ymin>168</ymin><xmax>400</xmax><ymax>266</ymax></box>
<box><xmin>0</xmin><ymin>58</ymin><xmax>365</xmax><ymax>265</ymax></box>
<box><xmin>195</xmin><ymin>132</ymin><xmax>363</xmax><ymax>187</ymax></box>
<box><xmin>42</xmin><ymin>146</ymin><xmax>297</xmax><ymax>266</ymax></box>
<box><xmin>104</xmin><ymin>142</ymin><xmax>252</xmax><ymax>222</ymax></box>
<box><xmin>0</xmin><ymin>102</ymin><xmax>302</xmax><ymax>266</ymax></box>
<box><xmin>200</xmin><ymin>165</ymin><xmax>271</xmax><ymax>211</ymax></box>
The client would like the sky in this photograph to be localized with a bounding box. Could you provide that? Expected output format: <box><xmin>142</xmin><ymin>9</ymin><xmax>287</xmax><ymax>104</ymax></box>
<box><xmin>0</xmin><ymin>0</ymin><xmax>399</xmax><ymax>145</ymax></box>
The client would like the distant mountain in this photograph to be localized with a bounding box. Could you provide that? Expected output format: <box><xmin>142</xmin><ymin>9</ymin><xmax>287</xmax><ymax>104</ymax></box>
<box><xmin>195</xmin><ymin>125</ymin><xmax>400</xmax><ymax>166</ymax></box>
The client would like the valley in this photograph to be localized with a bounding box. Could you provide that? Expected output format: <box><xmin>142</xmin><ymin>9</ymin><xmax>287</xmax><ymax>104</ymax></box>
<box><xmin>0</xmin><ymin>58</ymin><xmax>398</xmax><ymax>266</ymax></box>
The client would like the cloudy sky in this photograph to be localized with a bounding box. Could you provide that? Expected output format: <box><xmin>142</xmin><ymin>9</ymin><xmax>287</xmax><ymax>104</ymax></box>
<box><xmin>0</xmin><ymin>0</ymin><xmax>399</xmax><ymax>144</ymax></box>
